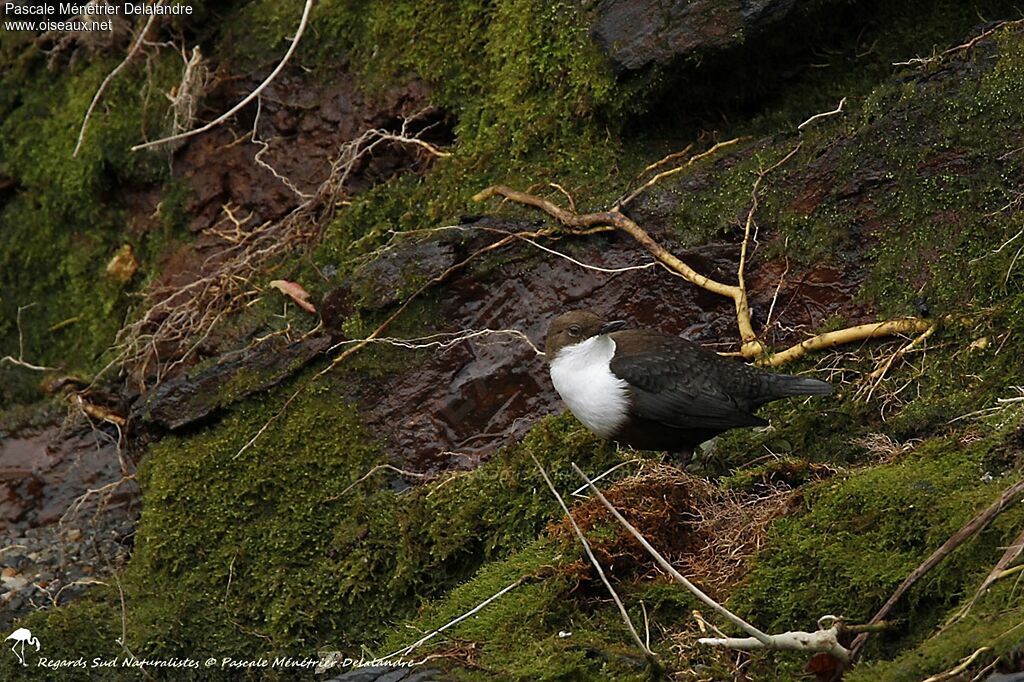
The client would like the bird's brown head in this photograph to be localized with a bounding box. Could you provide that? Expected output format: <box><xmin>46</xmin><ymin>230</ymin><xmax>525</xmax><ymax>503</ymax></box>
<box><xmin>545</xmin><ymin>310</ymin><xmax>626</xmax><ymax>358</ymax></box>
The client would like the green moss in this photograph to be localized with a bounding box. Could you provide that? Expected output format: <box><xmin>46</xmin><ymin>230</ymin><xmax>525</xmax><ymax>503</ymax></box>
<box><xmin>847</xmin><ymin>582</ymin><xmax>1024</xmax><ymax>681</ymax></box>
<box><xmin>217</xmin><ymin>0</ymin><xmax>645</xmax><ymax>277</ymax></box>
<box><xmin>0</xmin><ymin>44</ymin><xmax>182</xmax><ymax>404</ymax></box>
<box><xmin>379</xmin><ymin>538</ymin><xmax>659</xmax><ymax>681</ymax></box>
<box><xmin>13</xmin><ymin>365</ymin><xmax>624</xmax><ymax>679</ymax></box>
<box><xmin>733</xmin><ymin>433</ymin><xmax>1024</xmax><ymax>652</ymax></box>
<box><xmin>0</xmin><ymin>594</ymin><xmax>125</xmax><ymax>681</ymax></box>
<box><xmin>8</xmin><ymin>4</ymin><xmax>1024</xmax><ymax>680</ymax></box>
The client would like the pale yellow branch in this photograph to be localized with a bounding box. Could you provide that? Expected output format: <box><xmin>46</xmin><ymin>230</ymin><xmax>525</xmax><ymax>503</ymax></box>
<box><xmin>475</xmin><ymin>183</ymin><xmax>935</xmax><ymax>367</ymax></box>
<box><xmin>618</xmin><ymin>138</ymin><xmax>744</xmax><ymax>208</ymax></box>
<box><xmin>642</xmin><ymin>143</ymin><xmax>693</xmax><ymax>174</ymax></box>
<box><xmin>758</xmin><ymin>319</ymin><xmax>935</xmax><ymax>367</ymax></box>
<box><xmin>866</xmin><ymin>322</ymin><xmax>938</xmax><ymax>380</ymax></box>
<box><xmin>921</xmin><ymin>646</ymin><xmax>991</xmax><ymax>682</ymax></box>
<box><xmin>475</xmin><ymin>185</ymin><xmax>763</xmax><ymax>357</ymax></box>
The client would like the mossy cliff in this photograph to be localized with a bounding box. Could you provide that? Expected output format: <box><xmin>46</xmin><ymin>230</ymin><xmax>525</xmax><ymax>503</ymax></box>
<box><xmin>3</xmin><ymin>1</ymin><xmax>1024</xmax><ymax>680</ymax></box>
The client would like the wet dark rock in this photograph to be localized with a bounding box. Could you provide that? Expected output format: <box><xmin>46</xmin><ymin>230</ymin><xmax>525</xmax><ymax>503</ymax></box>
<box><xmin>1</xmin><ymin>419</ymin><xmax>139</xmax><ymax>632</ymax></box>
<box><xmin>590</xmin><ymin>0</ymin><xmax>808</xmax><ymax>71</ymax></box>
<box><xmin>135</xmin><ymin>335</ymin><xmax>333</xmax><ymax>430</ymax></box>
<box><xmin>1</xmin><ymin>427</ymin><xmax>129</xmax><ymax>532</ymax></box>
<box><xmin>4</xmin><ymin>555</ymin><xmax>28</xmax><ymax>570</ymax></box>
<box><xmin>341</xmin><ymin>201</ymin><xmax>865</xmax><ymax>470</ymax></box>
<box><xmin>175</xmin><ymin>71</ymin><xmax>441</xmax><ymax>234</ymax></box>
<box><xmin>350</xmin><ymin>236</ymin><xmax>460</xmax><ymax>310</ymax></box>
<box><xmin>321</xmin><ymin>284</ymin><xmax>356</xmax><ymax>335</ymax></box>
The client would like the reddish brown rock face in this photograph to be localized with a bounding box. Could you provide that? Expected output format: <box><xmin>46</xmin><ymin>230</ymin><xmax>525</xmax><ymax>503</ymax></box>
<box><xmin>345</xmin><ymin>219</ymin><xmax>861</xmax><ymax>471</ymax></box>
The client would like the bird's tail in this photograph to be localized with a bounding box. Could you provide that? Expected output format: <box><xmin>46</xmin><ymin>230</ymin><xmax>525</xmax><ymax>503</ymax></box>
<box><xmin>766</xmin><ymin>374</ymin><xmax>833</xmax><ymax>397</ymax></box>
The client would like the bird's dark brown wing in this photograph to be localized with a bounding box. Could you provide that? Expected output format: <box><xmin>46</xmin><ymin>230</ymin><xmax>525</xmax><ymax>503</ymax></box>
<box><xmin>608</xmin><ymin>330</ymin><xmax>768</xmax><ymax>430</ymax></box>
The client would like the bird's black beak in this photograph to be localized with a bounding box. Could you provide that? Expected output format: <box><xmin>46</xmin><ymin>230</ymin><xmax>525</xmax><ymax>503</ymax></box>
<box><xmin>598</xmin><ymin>320</ymin><xmax>627</xmax><ymax>335</ymax></box>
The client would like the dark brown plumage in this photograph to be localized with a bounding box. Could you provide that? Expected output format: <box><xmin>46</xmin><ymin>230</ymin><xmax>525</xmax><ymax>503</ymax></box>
<box><xmin>546</xmin><ymin>310</ymin><xmax>832</xmax><ymax>453</ymax></box>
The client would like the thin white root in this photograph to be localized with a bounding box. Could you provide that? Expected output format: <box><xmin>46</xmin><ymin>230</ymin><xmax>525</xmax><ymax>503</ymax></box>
<box><xmin>798</xmin><ymin>97</ymin><xmax>847</xmax><ymax>130</ymax></box>
<box><xmin>382</xmin><ymin>578</ymin><xmax>525</xmax><ymax>659</ymax></box>
<box><xmin>2</xmin><ymin>303</ymin><xmax>56</xmax><ymax>371</ymax></box>
<box><xmin>329</xmin><ymin>464</ymin><xmax>430</xmax><ymax>501</ymax></box>
<box><xmin>327</xmin><ymin>328</ymin><xmax>545</xmax><ymax>357</ymax></box>
<box><xmin>569</xmin><ymin>463</ymin><xmax>771</xmax><ymax>644</ymax></box>
<box><xmin>74</xmin><ymin>3</ymin><xmax>164</xmax><ymax>157</ymax></box>
<box><xmin>131</xmin><ymin>0</ymin><xmax>314</xmax><ymax>151</ymax></box>
<box><xmin>0</xmin><ymin>355</ymin><xmax>54</xmax><ymax>372</ymax></box>
<box><xmin>533</xmin><ymin>454</ymin><xmax>653</xmax><ymax>657</ymax></box>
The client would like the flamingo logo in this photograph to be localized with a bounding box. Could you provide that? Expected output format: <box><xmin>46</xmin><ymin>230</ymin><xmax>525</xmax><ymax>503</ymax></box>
<box><xmin>5</xmin><ymin>628</ymin><xmax>40</xmax><ymax>666</ymax></box>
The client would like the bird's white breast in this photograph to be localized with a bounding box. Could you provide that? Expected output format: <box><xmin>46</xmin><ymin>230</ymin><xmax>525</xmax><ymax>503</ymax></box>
<box><xmin>549</xmin><ymin>336</ymin><xmax>630</xmax><ymax>438</ymax></box>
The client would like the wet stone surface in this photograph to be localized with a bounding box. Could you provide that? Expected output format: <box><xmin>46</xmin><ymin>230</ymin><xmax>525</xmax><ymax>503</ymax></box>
<box><xmin>0</xmin><ymin>422</ymin><xmax>138</xmax><ymax>632</ymax></box>
<box><xmin>134</xmin><ymin>335</ymin><xmax>334</xmax><ymax>430</ymax></box>
<box><xmin>343</xmin><ymin>215</ymin><xmax>863</xmax><ymax>472</ymax></box>
<box><xmin>590</xmin><ymin>0</ymin><xmax>811</xmax><ymax>71</ymax></box>
<box><xmin>129</xmin><ymin>67</ymin><xmax>451</xmax><ymax>386</ymax></box>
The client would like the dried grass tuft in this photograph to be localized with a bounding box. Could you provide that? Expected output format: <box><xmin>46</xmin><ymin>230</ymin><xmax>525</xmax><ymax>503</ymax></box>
<box><xmin>551</xmin><ymin>462</ymin><xmax>792</xmax><ymax>594</ymax></box>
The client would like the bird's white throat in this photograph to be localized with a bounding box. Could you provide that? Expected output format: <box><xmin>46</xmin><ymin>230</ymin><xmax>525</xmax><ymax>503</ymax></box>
<box><xmin>549</xmin><ymin>335</ymin><xmax>630</xmax><ymax>438</ymax></box>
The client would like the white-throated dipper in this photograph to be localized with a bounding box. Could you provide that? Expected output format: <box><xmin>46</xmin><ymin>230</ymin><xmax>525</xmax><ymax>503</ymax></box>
<box><xmin>546</xmin><ymin>310</ymin><xmax>832</xmax><ymax>453</ymax></box>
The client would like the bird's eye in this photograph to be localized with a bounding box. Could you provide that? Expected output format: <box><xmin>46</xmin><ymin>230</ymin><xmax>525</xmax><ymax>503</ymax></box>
<box><xmin>568</xmin><ymin>325</ymin><xmax>581</xmax><ymax>337</ymax></box>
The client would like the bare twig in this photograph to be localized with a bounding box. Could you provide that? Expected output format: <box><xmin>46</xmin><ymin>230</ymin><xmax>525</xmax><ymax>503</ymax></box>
<box><xmin>475</xmin><ymin>183</ymin><xmax>933</xmax><ymax>365</ymax></box>
<box><xmin>382</xmin><ymin>578</ymin><xmax>525</xmax><ymax>660</ymax></box>
<box><xmin>327</xmin><ymin>464</ymin><xmax>431</xmax><ymax>501</ymax></box>
<box><xmin>474</xmin><ymin>185</ymin><xmax>763</xmax><ymax>355</ymax></box>
<box><xmin>0</xmin><ymin>353</ymin><xmax>55</xmax><ymax>372</ymax></box>
<box><xmin>922</xmin><ymin>646</ymin><xmax>991</xmax><ymax>682</ymax></box>
<box><xmin>252</xmin><ymin>97</ymin><xmax>312</xmax><ymax>198</ymax></box>
<box><xmin>737</xmin><ymin>143</ymin><xmax>803</xmax><ymax>355</ymax></box>
<box><xmin>642</xmin><ymin>143</ymin><xmax>694</xmax><ymax>175</ymax></box>
<box><xmin>570</xmin><ymin>459</ymin><xmax>642</xmax><ymax>497</ymax></box>
<box><xmin>698</xmin><ymin>615</ymin><xmax>851</xmax><ymax>663</ymax></box>
<box><xmin>131</xmin><ymin>0</ymin><xmax>314</xmax><ymax>151</ymax></box>
<box><xmin>893</xmin><ymin>19</ymin><xmax>1024</xmax><ymax>67</ymax></box>
<box><xmin>757</xmin><ymin>318</ymin><xmax>936</xmax><ymax>367</ymax></box>
<box><xmin>570</xmin><ymin>463</ymin><xmax>852</xmax><ymax>660</ymax></box>
<box><xmin>2</xmin><ymin>303</ymin><xmax>57</xmax><ymax>372</ymax></box>
<box><xmin>858</xmin><ymin>322</ymin><xmax>939</xmax><ymax>401</ymax></box>
<box><xmin>112</xmin><ymin>574</ymin><xmax>156</xmax><ymax>681</ymax></box>
<box><xmin>851</xmin><ymin>477</ymin><xmax>1024</xmax><ymax>659</ymax></box>
<box><xmin>798</xmin><ymin>97</ymin><xmax>847</xmax><ymax>130</ymax></box>
<box><xmin>618</xmin><ymin>138</ymin><xmax>743</xmax><ymax>208</ymax></box>
<box><xmin>950</xmin><ymin>525</ymin><xmax>1024</xmax><ymax>624</ymax></box>
<box><xmin>109</xmin><ymin>114</ymin><xmax>451</xmax><ymax>393</ymax></box>
<box><xmin>59</xmin><ymin>475</ymin><xmax>137</xmax><ymax>526</ymax></box>
<box><xmin>514</xmin><ymin>235</ymin><xmax>659</xmax><ymax>274</ymax></box>
<box><xmin>762</xmin><ymin>239</ymin><xmax>789</xmax><ymax>334</ymax></box>
<box><xmin>950</xmin><ymin>386</ymin><xmax>1024</xmax><ymax>423</ymax></box>
<box><xmin>970</xmin><ymin>225</ymin><xmax>1023</xmax><ymax>261</ymax></box>
<box><xmin>532</xmin><ymin>453</ymin><xmax>654</xmax><ymax>658</ymax></box>
<box><xmin>569</xmin><ymin>463</ymin><xmax>770</xmax><ymax>643</ymax></box>
<box><xmin>866</xmin><ymin>323</ymin><xmax>938</xmax><ymax>381</ymax></box>
<box><xmin>74</xmin><ymin>2</ymin><xmax>164</xmax><ymax>157</ymax></box>
<box><xmin>327</xmin><ymin>328</ymin><xmax>545</xmax><ymax>357</ymax></box>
